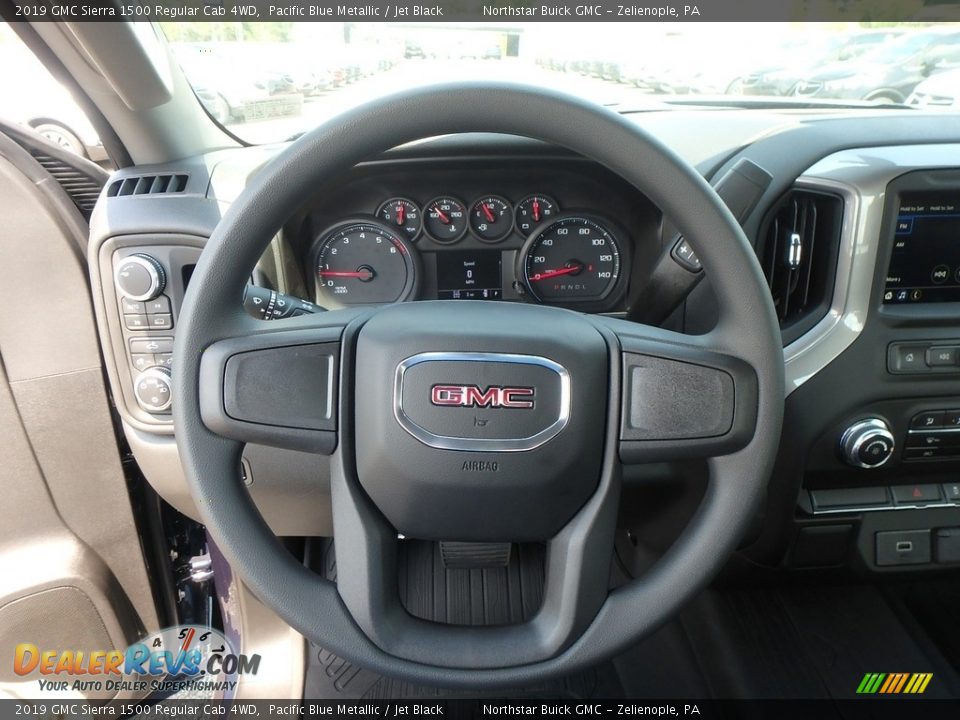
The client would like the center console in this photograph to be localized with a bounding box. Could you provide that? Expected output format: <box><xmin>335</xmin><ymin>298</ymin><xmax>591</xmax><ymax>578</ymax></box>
<box><xmin>783</xmin><ymin>164</ymin><xmax>960</xmax><ymax>574</ymax></box>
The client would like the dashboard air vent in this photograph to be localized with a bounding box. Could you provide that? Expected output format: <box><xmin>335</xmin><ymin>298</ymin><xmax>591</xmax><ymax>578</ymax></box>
<box><xmin>107</xmin><ymin>173</ymin><xmax>188</xmax><ymax>197</ymax></box>
<box><xmin>29</xmin><ymin>152</ymin><xmax>103</xmax><ymax>218</ymax></box>
<box><xmin>759</xmin><ymin>188</ymin><xmax>843</xmax><ymax>340</ymax></box>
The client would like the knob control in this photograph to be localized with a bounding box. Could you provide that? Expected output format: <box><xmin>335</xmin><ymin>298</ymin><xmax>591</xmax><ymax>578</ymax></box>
<box><xmin>115</xmin><ymin>254</ymin><xmax>166</xmax><ymax>301</ymax></box>
<box><xmin>133</xmin><ymin>366</ymin><xmax>172</xmax><ymax>413</ymax></box>
<box><xmin>841</xmin><ymin>418</ymin><xmax>895</xmax><ymax>469</ymax></box>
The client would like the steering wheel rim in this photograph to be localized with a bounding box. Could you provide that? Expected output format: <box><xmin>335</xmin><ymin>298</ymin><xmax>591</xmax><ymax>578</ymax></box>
<box><xmin>173</xmin><ymin>82</ymin><xmax>784</xmax><ymax>687</ymax></box>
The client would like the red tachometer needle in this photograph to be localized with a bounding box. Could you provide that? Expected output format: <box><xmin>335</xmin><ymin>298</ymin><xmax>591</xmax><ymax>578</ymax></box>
<box><xmin>396</xmin><ymin>205</ymin><xmax>405</xmax><ymax>225</ymax></box>
<box><xmin>532</xmin><ymin>199</ymin><xmax>541</xmax><ymax>222</ymax></box>
<box><xmin>433</xmin><ymin>206</ymin><xmax>450</xmax><ymax>224</ymax></box>
<box><xmin>531</xmin><ymin>265</ymin><xmax>582</xmax><ymax>281</ymax></box>
<box><xmin>481</xmin><ymin>203</ymin><xmax>496</xmax><ymax>223</ymax></box>
<box><xmin>319</xmin><ymin>270</ymin><xmax>373</xmax><ymax>280</ymax></box>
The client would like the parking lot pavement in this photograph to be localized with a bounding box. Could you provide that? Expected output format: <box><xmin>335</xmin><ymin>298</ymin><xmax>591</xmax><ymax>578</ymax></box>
<box><xmin>225</xmin><ymin>59</ymin><xmax>662</xmax><ymax>143</ymax></box>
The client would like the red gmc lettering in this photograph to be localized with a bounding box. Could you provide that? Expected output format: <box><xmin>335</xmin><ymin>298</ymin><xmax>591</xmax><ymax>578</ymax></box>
<box><xmin>431</xmin><ymin>385</ymin><xmax>534</xmax><ymax>409</ymax></box>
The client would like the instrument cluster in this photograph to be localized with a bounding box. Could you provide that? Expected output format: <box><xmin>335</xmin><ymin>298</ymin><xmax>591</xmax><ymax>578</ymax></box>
<box><xmin>310</xmin><ymin>192</ymin><xmax>630</xmax><ymax>313</ymax></box>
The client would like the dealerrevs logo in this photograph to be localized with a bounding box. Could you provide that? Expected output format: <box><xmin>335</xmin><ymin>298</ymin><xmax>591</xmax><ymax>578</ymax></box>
<box><xmin>431</xmin><ymin>384</ymin><xmax>535</xmax><ymax>409</ymax></box>
<box><xmin>13</xmin><ymin>624</ymin><xmax>260</xmax><ymax>695</ymax></box>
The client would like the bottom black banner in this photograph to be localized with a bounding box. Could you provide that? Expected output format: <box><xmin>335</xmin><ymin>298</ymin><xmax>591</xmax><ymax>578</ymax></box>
<box><xmin>3</xmin><ymin>699</ymin><xmax>960</xmax><ymax>720</ymax></box>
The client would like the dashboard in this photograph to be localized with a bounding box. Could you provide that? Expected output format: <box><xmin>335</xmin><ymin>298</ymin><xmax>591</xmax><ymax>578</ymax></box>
<box><xmin>289</xmin><ymin>159</ymin><xmax>657</xmax><ymax>314</ymax></box>
<box><xmin>84</xmin><ymin>108</ymin><xmax>960</xmax><ymax>577</ymax></box>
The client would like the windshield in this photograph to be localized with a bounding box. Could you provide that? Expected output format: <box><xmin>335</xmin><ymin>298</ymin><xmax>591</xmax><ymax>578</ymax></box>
<box><xmin>158</xmin><ymin>21</ymin><xmax>960</xmax><ymax>143</ymax></box>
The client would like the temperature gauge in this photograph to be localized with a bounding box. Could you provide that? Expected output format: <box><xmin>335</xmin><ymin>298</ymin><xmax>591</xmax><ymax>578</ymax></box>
<box><xmin>424</xmin><ymin>196</ymin><xmax>467</xmax><ymax>244</ymax></box>
<box><xmin>375</xmin><ymin>198</ymin><xmax>421</xmax><ymax>242</ymax></box>
<box><xmin>515</xmin><ymin>195</ymin><xmax>558</xmax><ymax>235</ymax></box>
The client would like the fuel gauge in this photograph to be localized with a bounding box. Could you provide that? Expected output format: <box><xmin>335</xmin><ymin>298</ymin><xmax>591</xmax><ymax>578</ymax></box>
<box><xmin>376</xmin><ymin>198</ymin><xmax>421</xmax><ymax>242</ymax></box>
<box><xmin>470</xmin><ymin>195</ymin><xmax>513</xmax><ymax>243</ymax></box>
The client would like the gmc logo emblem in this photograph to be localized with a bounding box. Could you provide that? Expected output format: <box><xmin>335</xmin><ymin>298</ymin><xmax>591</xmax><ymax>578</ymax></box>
<box><xmin>430</xmin><ymin>384</ymin><xmax>535</xmax><ymax>409</ymax></box>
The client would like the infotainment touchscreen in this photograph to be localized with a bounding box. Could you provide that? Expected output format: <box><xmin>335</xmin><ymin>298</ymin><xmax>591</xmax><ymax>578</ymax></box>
<box><xmin>885</xmin><ymin>191</ymin><xmax>960</xmax><ymax>304</ymax></box>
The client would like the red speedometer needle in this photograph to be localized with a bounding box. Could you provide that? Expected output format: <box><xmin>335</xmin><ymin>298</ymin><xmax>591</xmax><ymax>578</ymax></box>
<box><xmin>433</xmin><ymin>206</ymin><xmax>450</xmax><ymax>224</ymax></box>
<box><xmin>319</xmin><ymin>270</ymin><xmax>374</xmax><ymax>280</ymax></box>
<box><xmin>481</xmin><ymin>203</ymin><xmax>496</xmax><ymax>222</ymax></box>
<box><xmin>396</xmin><ymin>205</ymin><xmax>405</xmax><ymax>225</ymax></box>
<box><xmin>532</xmin><ymin>199</ymin><xmax>541</xmax><ymax>222</ymax></box>
<box><xmin>531</xmin><ymin>265</ymin><xmax>582</xmax><ymax>281</ymax></box>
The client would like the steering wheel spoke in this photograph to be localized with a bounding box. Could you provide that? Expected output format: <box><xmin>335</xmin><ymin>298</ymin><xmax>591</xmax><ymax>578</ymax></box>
<box><xmin>600</xmin><ymin>318</ymin><xmax>760</xmax><ymax>464</ymax></box>
<box><xmin>329</xmin><ymin>375</ymin><xmax>621</xmax><ymax>668</ymax></box>
<box><xmin>197</xmin><ymin>309</ymin><xmax>367</xmax><ymax>453</ymax></box>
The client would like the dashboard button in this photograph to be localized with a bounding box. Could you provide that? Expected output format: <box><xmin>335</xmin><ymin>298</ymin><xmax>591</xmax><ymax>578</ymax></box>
<box><xmin>907</xmin><ymin>433</ymin><xmax>946</xmax><ymax>448</ymax></box>
<box><xmin>124</xmin><ymin>314</ymin><xmax>149</xmax><ymax>330</ymax></box>
<box><xmin>892</xmin><ymin>484</ymin><xmax>943</xmax><ymax>505</ymax></box>
<box><xmin>890</xmin><ymin>345</ymin><xmax>927</xmax><ymax>373</ymax></box>
<box><xmin>146</xmin><ymin>295</ymin><xmax>171</xmax><ymax>314</ymax></box>
<box><xmin>904</xmin><ymin>447</ymin><xmax>949</xmax><ymax>460</ymax></box>
<box><xmin>149</xmin><ymin>313</ymin><xmax>173</xmax><ymax>330</ymax></box>
<box><xmin>811</xmin><ymin>486</ymin><xmax>889</xmax><ymax>510</ymax></box>
<box><xmin>121</xmin><ymin>298</ymin><xmax>145</xmax><ymax>314</ymax></box>
<box><xmin>926</xmin><ymin>346</ymin><xmax>959</xmax><ymax>367</ymax></box>
<box><xmin>155</xmin><ymin>353</ymin><xmax>173</xmax><ymax>369</ymax></box>
<box><xmin>130</xmin><ymin>353</ymin><xmax>154</xmax><ymax>372</ymax></box>
<box><xmin>944</xmin><ymin>410</ymin><xmax>960</xmax><ymax>428</ymax></box>
<box><xmin>911</xmin><ymin>411</ymin><xmax>944</xmax><ymax>429</ymax></box>
<box><xmin>130</xmin><ymin>337</ymin><xmax>173</xmax><ymax>354</ymax></box>
<box><xmin>943</xmin><ymin>482</ymin><xmax>960</xmax><ymax>502</ymax></box>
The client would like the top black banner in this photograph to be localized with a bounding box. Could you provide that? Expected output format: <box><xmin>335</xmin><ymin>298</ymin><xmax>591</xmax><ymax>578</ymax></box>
<box><xmin>7</xmin><ymin>0</ymin><xmax>960</xmax><ymax>22</ymax></box>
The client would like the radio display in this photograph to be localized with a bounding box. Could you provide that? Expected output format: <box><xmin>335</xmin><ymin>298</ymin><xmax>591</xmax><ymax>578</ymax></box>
<box><xmin>437</xmin><ymin>250</ymin><xmax>502</xmax><ymax>300</ymax></box>
<box><xmin>885</xmin><ymin>192</ymin><xmax>960</xmax><ymax>304</ymax></box>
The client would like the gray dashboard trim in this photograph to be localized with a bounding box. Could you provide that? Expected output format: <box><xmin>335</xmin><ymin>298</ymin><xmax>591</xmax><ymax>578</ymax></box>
<box><xmin>783</xmin><ymin>144</ymin><xmax>960</xmax><ymax>396</ymax></box>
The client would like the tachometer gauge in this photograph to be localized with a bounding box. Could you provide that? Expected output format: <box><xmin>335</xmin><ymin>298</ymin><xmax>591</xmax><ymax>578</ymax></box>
<box><xmin>375</xmin><ymin>198</ymin><xmax>421</xmax><ymax>242</ymax></box>
<box><xmin>423</xmin><ymin>196</ymin><xmax>467</xmax><ymax>243</ymax></box>
<box><xmin>515</xmin><ymin>195</ymin><xmax>558</xmax><ymax>235</ymax></box>
<box><xmin>314</xmin><ymin>220</ymin><xmax>419</xmax><ymax>307</ymax></box>
<box><xmin>519</xmin><ymin>215</ymin><xmax>622</xmax><ymax>306</ymax></box>
<box><xmin>469</xmin><ymin>195</ymin><xmax>513</xmax><ymax>242</ymax></box>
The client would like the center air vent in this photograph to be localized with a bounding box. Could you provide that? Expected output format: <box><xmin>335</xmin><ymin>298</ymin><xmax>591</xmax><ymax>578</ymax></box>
<box><xmin>759</xmin><ymin>188</ymin><xmax>844</xmax><ymax>341</ymax></box>
<box><xmin>107</xmin><ymin>173</ymin><xmax>188</xmax><ymax>197</ymax></box>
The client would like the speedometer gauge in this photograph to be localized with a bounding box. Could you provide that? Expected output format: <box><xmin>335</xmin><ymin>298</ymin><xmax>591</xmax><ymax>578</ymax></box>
<box><xmin>519</xmin><ymin>215</ymin><xmax>623</xmax><ymax>306</ymax></box>
<box><xmin>314</xmin><ymin>220</ymin><xmax>419</xmax><ymax>308</ymax></box>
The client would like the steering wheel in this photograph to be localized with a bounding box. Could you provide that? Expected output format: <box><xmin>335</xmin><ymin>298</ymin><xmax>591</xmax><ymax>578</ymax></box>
<box><xmin>173</xmin><ymin>83</ymin><xmax>783</xmax><ymax>688</ymax></box>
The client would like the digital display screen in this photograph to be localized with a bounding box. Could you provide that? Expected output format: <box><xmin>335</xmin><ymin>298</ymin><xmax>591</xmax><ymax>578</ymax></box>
<box><xmin>885</xmin><ymin>192</ymin><xmax>960</xmax><ymax>304</ymax></box>
<box><xmin>437</xmin><ymin>250</ymin><xmax>502</xmax><ymax>300</ymax></box>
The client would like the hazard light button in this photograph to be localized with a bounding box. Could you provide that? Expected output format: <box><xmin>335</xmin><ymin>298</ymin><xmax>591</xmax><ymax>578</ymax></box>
<box><xmin>891</xmin><ymin>484</ymin><xmax>943</xmax><ymax>506</ymax></box>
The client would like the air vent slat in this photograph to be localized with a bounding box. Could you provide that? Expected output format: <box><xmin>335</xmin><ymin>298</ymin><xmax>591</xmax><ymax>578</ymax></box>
<box><xmin>760</xmin><ymin>188</ymin><xmax>843</xmax><ymax>338</ymax></box>
<box><xmin>797</xmin><ymin>200</ymin><xmax>817</xmax><ymax>309</ymax></box>
<box><xmin>107</xmin><ymin>173</ymin><xmax>188</xmax><ymax>198</ymax></box>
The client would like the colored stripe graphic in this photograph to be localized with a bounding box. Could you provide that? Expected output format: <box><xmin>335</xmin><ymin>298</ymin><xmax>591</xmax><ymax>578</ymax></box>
<box><xmin>857</xmin><ymin>672</ymin><xmax>932</xmax><ymax>694</ymax></box>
